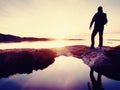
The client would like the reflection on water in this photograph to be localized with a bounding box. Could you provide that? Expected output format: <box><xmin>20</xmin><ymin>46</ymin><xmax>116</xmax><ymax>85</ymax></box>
<box><xmin>88</xmin><ymin>68</ymin><xmax>104</xmax><ymax>90</ymax></box>
<box><xmin>0</xmin><ymin>56</ymin><xmax>90</xmax><ymax>90</ymax></box>
<box><xmin>0</xmin><ymin>56</ymin><xmax>120</xmax><ymax>90</ymax></box>
<box><xmin>88</xmin><ymin>69</ymin><xmax>120</xmax><ymax>90</ymax></box>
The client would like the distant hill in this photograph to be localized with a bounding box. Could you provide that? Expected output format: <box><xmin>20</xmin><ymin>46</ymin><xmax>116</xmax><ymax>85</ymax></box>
<box><xmin>0</xmin><ymin>33</ymin><xmax>53</xmax><ymax>43</ymax></box>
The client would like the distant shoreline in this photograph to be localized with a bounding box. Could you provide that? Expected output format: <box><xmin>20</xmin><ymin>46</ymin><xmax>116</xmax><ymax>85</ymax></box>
<box><xmin>0</xmin><ymin>33</ymin><xmax>120</xmax><ymax>43</ymax></box>
<box><xmin>0</xmin><ymin>33</ymin><xmax>54</xmax><ymax>43</ymax></box>
<box><xmin>0</xmin><ymin>33</ymin><xmax>84</xmax><ymax>43</ymax></box>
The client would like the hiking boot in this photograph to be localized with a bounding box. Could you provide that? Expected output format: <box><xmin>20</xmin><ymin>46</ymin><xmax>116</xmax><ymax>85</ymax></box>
<box><xmin>90</xmin><ymin>46</ymin><xmax>95</xmax><ymax>49</ymax></box>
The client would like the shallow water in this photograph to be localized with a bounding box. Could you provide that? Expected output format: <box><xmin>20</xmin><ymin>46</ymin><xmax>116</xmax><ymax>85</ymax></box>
<box><xmin>0</xmin><ymin>56</ymin><xmax>120</xmax><ymax>90</ymax></box>
<box><xmin>0</xmin><ymin>56</ymin><xmax>89</xmax><ymax>90</ymax></box>
<box><xmin>0</xmin><ymin>33</ymin><xmax>120</xmax><ymax>90</ymax></box>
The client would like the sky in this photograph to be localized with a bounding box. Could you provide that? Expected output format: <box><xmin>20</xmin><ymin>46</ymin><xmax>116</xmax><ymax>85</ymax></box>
<box><xmin>0</xmin><ymin>0</ymin><xmax>120</xmax><ymax>38</ymax></box>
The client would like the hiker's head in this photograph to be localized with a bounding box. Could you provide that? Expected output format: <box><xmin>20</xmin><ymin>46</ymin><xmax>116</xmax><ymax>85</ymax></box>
<box><xmin>98</xmin><ymin>6</ymin><xmax>103</xmax><ymax>13</ymax></box>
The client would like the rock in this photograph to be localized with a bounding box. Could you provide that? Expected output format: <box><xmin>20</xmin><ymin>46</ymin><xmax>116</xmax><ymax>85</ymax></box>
<box><xmin>0</xmin><ymin>45</ymin><xmax>120</xmax><ymax>80</ymax></box>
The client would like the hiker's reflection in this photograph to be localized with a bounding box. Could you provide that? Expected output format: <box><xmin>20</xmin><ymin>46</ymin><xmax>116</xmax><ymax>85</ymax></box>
<box><xmin>88</xmin><ymin>68</ymin><xmax>104</xmax><ymax>90</ymax></box>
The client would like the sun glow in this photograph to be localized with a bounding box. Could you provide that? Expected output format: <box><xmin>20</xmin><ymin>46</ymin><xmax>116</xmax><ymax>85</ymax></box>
<box><xmin>52</xmin><ymin>28</ymin><xmax>67</xmax><ymax>39</ymax></box>
<box><xmin>0</xmin><ymin>0</ymin><xmax>120</xmax><ymax>38</ymax></box>
<box><xmin>53</xmin><ymin>32</ymin><xmax>66</xmax><ymax>39</ymax></box>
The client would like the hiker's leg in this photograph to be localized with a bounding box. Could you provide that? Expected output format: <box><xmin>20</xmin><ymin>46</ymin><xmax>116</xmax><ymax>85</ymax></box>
<box><xmin>99</xmin><ymin>28</ymin><xmax>104</xmax><ymax>48</ymax></box>
<box><xmin>91</xmin><ymin>30</ymin><xmax>98</xmax><ymax>48</ymax></box>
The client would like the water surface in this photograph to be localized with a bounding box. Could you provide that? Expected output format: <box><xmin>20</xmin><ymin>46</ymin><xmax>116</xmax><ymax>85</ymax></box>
<box><xmin>0</xmin><ymin>56</ymin><xmax>120</xmax><ymax>90</ymax></box>
<box><xmin>0</xmin><ymin>33</ymin><xmax>120</xmax><ymax>90</ymax></box>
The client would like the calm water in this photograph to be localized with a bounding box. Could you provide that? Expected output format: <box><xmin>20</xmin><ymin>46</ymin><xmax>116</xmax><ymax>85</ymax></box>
<box><xmin>0</xmin><ymin>34</ymin><xmax>120</xmax><ymax>90</ymax></box>
<box><xmin>0</xmin><ymin>56</ymin><xmax>120</xmax><ymax>90</ymax></box>
<box><xmin>0</xmin><ymin>33</ymin><xmax>120</xmax><ymax>49</ymax></box>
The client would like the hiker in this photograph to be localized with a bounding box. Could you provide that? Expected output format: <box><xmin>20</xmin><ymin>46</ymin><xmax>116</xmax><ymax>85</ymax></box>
<box><xmin>89</xmin><ymin>6</ymin><xmax>108</xmax><ymax>49</ymax></box>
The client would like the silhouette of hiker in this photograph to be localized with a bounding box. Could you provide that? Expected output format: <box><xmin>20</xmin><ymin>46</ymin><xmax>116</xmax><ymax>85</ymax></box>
<box><xmin>88</xmin><ymin>68</ymin><xmax>104</xmax><ymax>90</ymax></box>
<box><xmin>89</xmin><ymin>6</ymin><xmax>108</xmax><ymax>49</ymax></box>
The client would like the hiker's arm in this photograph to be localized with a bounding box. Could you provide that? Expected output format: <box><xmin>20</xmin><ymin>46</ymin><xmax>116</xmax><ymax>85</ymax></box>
<box><xmin>89</xmin><ymin>14</ymin><xmax>95</xmax><ymax>30</ymax></box>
